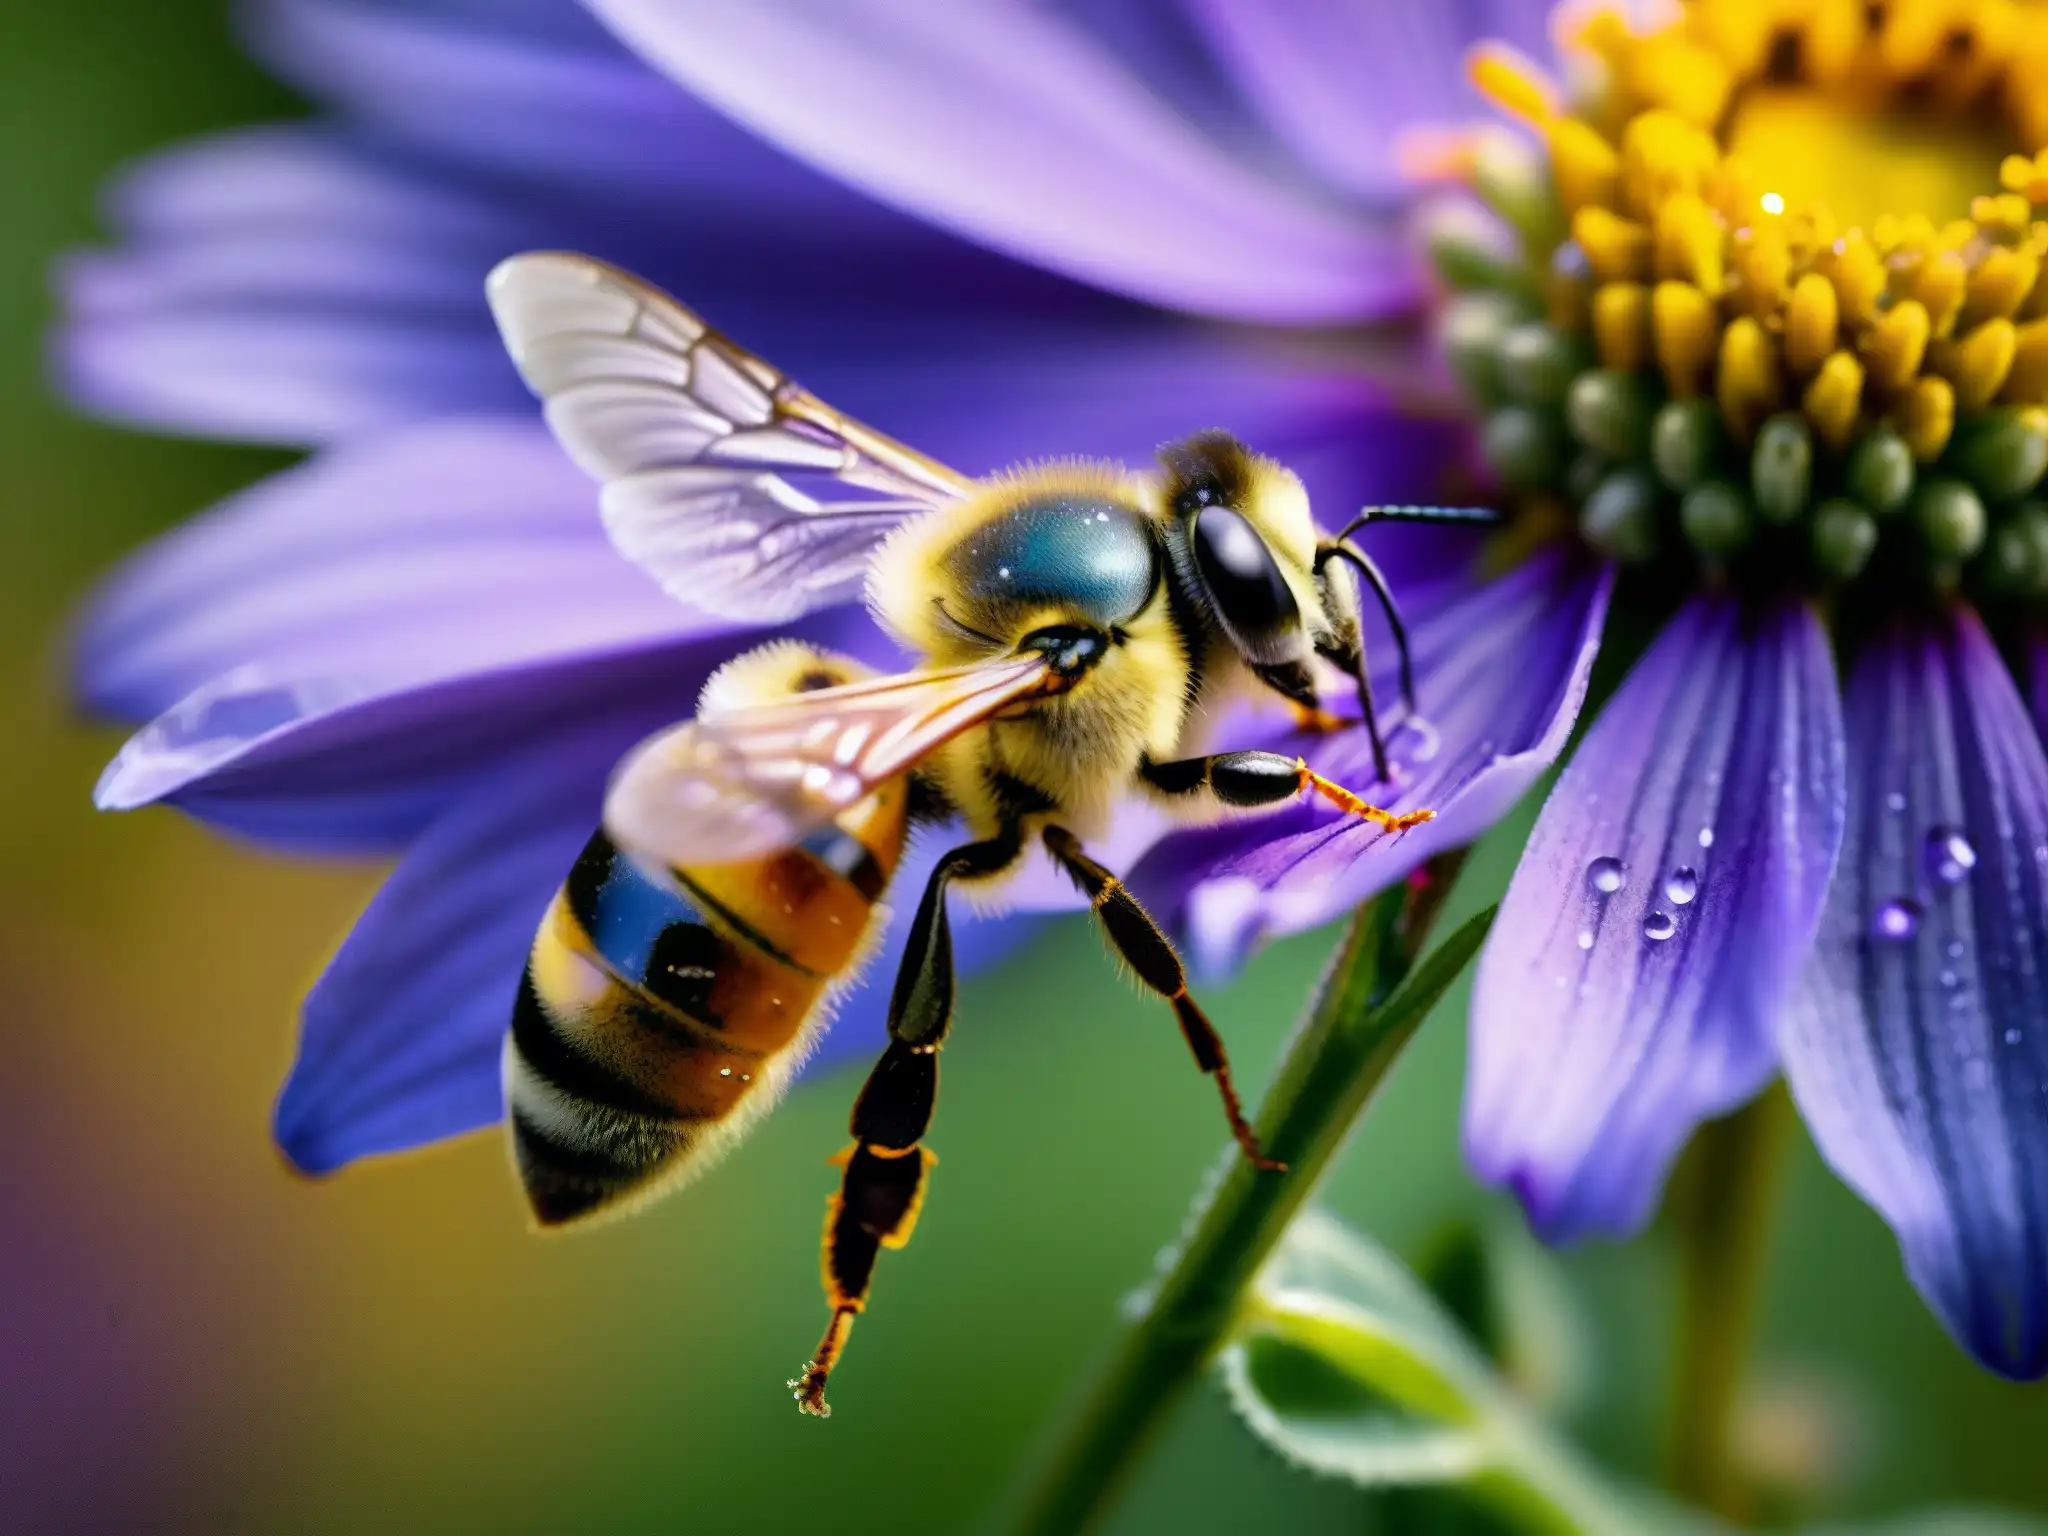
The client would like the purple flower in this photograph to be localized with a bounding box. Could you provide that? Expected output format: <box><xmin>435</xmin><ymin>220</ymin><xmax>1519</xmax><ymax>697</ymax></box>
<box><xmin>542</xmin><ymin>0</ymin><xmax>2048</xmax><ymax>1379</ymax></box>
<box><xmin>62</xmin><ymin>0</ymin><xmax>1586</xmax><ymax>1181</ymax></box>
<box><xmin>68</xmin><ymin>0</ymin><xmax>2048</xmax><ymax>1383</ymax></box>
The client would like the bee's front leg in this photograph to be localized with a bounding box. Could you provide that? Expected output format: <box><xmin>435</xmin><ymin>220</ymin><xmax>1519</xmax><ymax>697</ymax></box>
<box><xmin>1139</xmin><ymin>752</ymin><xmax>1433</xmax><ymax>834</ymax></box>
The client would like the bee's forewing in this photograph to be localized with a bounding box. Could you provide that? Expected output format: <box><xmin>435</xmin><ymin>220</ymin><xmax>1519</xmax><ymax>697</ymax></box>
<box><xmin>486</xmin><ymin>251</ymin><xmax>973</xmax><ymax>623</ymax></box>
<box><xmin>603</xmin><ymin>654</ymin><xmax>1057</xmax><ymax>867</ymax></box>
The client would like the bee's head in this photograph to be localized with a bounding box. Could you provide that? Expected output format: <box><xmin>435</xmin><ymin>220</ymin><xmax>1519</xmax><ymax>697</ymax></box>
<box><xmin>1157</xmin><ymin>431</ymin><xmax>1328</xmax><ymax>706</ymax></box>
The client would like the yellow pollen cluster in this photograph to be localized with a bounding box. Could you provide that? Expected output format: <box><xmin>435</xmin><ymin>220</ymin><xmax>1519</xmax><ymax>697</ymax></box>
<box><xmin>1492</xmin><ymin>3</ymin><xmax>2048</xmax><ymax>460</ymax></box>
<box><xmin>1424</xmin><ymin>0</ymin><xmax>2048</xmax><ymax>590</ymax></box>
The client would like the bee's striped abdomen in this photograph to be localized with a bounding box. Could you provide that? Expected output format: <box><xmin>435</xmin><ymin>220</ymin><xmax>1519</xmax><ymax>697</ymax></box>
<box><xmin>508</xmin><ymin>800</ymin><xmax>905</xmax><ymax>1227</ymax></box>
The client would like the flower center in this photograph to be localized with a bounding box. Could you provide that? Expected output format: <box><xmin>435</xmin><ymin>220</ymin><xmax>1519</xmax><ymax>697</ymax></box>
<box><xmin>1417</xmin><ymin>0</ymin><xmax>2048</xmax><ymax>608</ymax></box>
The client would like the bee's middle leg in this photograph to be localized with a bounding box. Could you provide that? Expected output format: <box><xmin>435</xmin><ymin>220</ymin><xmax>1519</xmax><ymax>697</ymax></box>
<box><xmin>1041</xmin><ymin>824</ymin><xmax>1284</xmax><ymax>1172</ymax></box>
<box><xmin>790</xmin><ymin>822</ymin><xmax>1021</xmax><ymax>1419</ymax></box>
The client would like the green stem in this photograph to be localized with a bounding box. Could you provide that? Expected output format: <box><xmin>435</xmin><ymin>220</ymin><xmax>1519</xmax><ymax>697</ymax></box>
<box><xmin>1665</xmin><ymin>1082</ymin><xmax>1795</xmax><ymax>1522</ymax></box>
<box><xmin>1002</xmin><ymin>861</ymin><xmax>1488</xmax><ymax>1536</ymax></box>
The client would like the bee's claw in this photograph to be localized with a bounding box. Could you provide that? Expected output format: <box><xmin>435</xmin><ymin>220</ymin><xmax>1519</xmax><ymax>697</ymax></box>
<box><xmin>790</xmin><ymin>1365</ymin><xmax>834</xmax><ymax>1418</ymax></box>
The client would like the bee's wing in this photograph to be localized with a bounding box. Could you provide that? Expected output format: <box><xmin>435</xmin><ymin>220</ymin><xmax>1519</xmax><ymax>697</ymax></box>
<box><xmin>605</xmin><ymin>653</ymin><xmax>1057</xmax><ymax>868</ymax></box>
<box><xmin>486</xmin><ymin>252</ymin><xmax>974</xmax><ymax>623</ymax></box>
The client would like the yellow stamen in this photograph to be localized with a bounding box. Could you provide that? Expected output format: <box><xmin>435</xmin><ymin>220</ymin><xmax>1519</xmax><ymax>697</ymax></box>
<box><xmin>1718</xmin><ymin>316</ymin><xmax>1781</xmax><ymax>442</ymax></box>
<box><xmin>2004</xmin><ymin>317</ymin><xmax>2048</xmax><ymax>403</ymax></box>
<box><xmin>1939</xmin><ymin>318</ymin><xmax>2020</xmax><ymax>409</ymax></box>
<box><xmin>1804</xmin><ymin>352</ymin><xmax>1866</xmax><ymax>450</ymax></box>
<box><xmin>1896</xmin><ymin>376</ymin><xmax>1957</xmax><ymax>460</ymax></box>
<box><xmin>1652</xmin><ymin>281</ymin><xmax>1718</xmax><ymax>397</ymax></box>
<box><xmin>1573</xmin><ymin>206</ymin><xmax>1652</xmax><ymax>282</ymax></box>
<box><xmin>1592</xmin><ymin>282</ymin><xmax>1652</xmax><ymax>371</ymax></box>
<box><xmin>1547</xmin><ymin>118</ymin><xmax>1621</xmax><ymax>215</ymax></box>
<box><xmin>1468</xmin><ymin>42</ymin><xmax>1560</xmax><ymax>126</ymax></box>
<box><xmin>1784</xmin><ymin>274</ymin><xmax>1841</xmax><ymax>377</ymax></box>
<box><xmin>1863</xmin><ymin>301</ymin><xmax>1932</xmax><ymax>392</ymax></box>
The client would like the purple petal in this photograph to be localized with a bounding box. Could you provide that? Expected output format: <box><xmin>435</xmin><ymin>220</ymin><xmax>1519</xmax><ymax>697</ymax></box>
<box><xmin>1466</xmin><ymin>595</ymin><xmax>1846</xmax><ymax>1242</ymax></box>
<box><xmin>243</xmin><ymin>0</ymin><xmax>760</xmax><ymax>189</ymax></box>
<box><xmin>587</xmin><ymin>0</ymin><xmax>1416</xmax><ymax>322</ymax></box>
<box><xmin>278</xmin><ymin>730</ymin><xmax>1040</xmax><ymax>1172</ymax></box>
<box><xmin>73</xmin><ymin>418</ymin><xmax>697</xmax><ymax>723</ymax></box>
<box><xmin>1181</xmin><ymin>0</ymin><xmax>1555</xmax><ymax>200</ymax></box>
<box><xmin>1131</xmin><ymin>552</ymin><xmax>1611</xmax><ymax>975</ymax></box>
<box><xmin>94</xmin><ymin>632</ymin><xmax>726</xmax><ymax>854</ymax></box>
<box><xmin>276</xmin><ymin>723</ymin><xmax>623</xmax><ymax>1171</ymax></box>
<box><xmin>1781</xmin><ymin>611</ymin><xmax>2048</xmax><ymax>1378</ymax></box>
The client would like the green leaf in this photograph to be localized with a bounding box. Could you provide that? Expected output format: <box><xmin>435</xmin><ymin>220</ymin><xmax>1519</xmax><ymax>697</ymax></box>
<box><xmin>1807</xmin><ymin>1515</ymin><xmax>2048</xmax><ymax>1535</ymax></box>
<box><xmin>1221</xmin><ymin>1213</ymin><xmax>1697</xmax><ymax>1536</ymax></box>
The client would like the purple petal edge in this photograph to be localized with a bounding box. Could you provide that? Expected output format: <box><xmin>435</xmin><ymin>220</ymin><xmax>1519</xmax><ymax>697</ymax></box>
<box><xmin>1466</xmin><ymin>594</ymin><xmax>1846</xmax><ymax>1243</ymax></box>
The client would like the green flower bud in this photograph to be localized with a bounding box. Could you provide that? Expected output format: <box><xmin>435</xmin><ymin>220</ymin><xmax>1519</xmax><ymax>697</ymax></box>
<box><xmin>1680</xmin><ymin>480</ymin><xmax>1753</xmax><ymax>559</ymax></box>
<box><xmin>1419</xmin><ymin>198</ymin><xmax>1527</xmax><ymax>294</ymax></box>
<box><xmin>1812</xmin><ymin>498</ymin><xmax>1879</xmax><ymax>582</ymax></box>
<box><xmin>1497</xmin><ymin>322</ymin><xmax>1582</xmax><ymax>407</ymax></box>
<box><xmin>1913</xmin><ymin>476</ymin><xmax>1988</xmax><ymax>561</ymax></box>
<box><xmin>1439</xmin><ymin>292</ymin><xmax>1525</xmax><ymax>406</ymax></box>
<box><xmin>1565</xmin><ymin>449</ymin><xmax>1612</xmax><ymax>506</ymax></box>
<box><xmin>1946</xmin><ymin>411</ymin><xmax>2048</xmax><ymax>502</ymax></box>
<box><xmin>1751</xmin><ymin>413</ymin><xmax>1813</xmax><ymax>525</ymax></box>
<box><xmin>1567</xmin><ymin>369</ymin><xmax>1654</xmax><ymax>460</ymax></box>
<box><xmin>1472</xmin><ymin>130</ymin><xmax>1563</xmax><ymax>246</ymax></box>
<box><xmin>1580</xmin><ymin>469</ymin><xmax>1661</xmax><ymax>563</ymax></box>
<box><xmin>1482</xmin><ymin>407</ymin><xmax>1563</xmax><ymax>493</ymax></box>
<box><xmin>1651</xmin><ymin>398</ymin><xmax>1723</xmax><ymax>491</ymax></box>
<box><xmin>1986</xmin><ymin>519</ymin><xmax>2038</xmax><ymax>594</ymax></box>
<box><xmin>1845</xmin><ymin>426</ymin><xmax>1915</xmax><ymax>515</ymax></box>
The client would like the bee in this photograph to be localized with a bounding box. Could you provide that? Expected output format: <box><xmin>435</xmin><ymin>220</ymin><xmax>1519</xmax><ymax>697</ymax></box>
<box><xmin>485</xmin><ymin>252</ymin><xmax>1481</xmax><ymax>1417</ymax></box>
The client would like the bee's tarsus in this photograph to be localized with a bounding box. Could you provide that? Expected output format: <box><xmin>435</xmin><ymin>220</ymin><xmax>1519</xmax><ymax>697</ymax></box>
<box><xmin>1294</xmin><ymin>761</ymin><xmax>1435</xmax><ymax>833</ymax></box>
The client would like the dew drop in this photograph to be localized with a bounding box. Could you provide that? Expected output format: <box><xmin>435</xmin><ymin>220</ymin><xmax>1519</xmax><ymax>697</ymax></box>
<box><xmin>2007</xmin><ymin>1028</ymin><xmax>2024</xmax><ymax>1046</ymax></box>
<box><xmin>1587</xmin><ymin>855</ymin><xmax>1624</xmax><ymax>895</ymax></box>
<box><xmin>1665</xmin><ymin>866</ymin><xmax>1699</xmax><ymax>905</ymax></box>
<box><xmin>718</xmin><ymin>1067</ymin><xmax>733</xmax><ymax>1078</ymax></box>
<box><xmin>1872</xmin><ymin>898</ymin><xmax>1923</xmax><ymax>942</ymax></box>
<box><xmin>1397</xmin><ymin>714</ymin><xmax>1442</xmax><ymax>763</ymax></box>
<box><xmin>1923</xmin><ymin>827</ymin><xmax>1977</xmax><ymax>885</ymax></box>
<box><xmin>1698</xmin><ymin>827</ymin><xmax>1715</xmax><ymax>849</ymax></box>
<box><xmin>1947</xmin><ymin>938</ymin><xmax>1964</xmax><ymax>959</ymax></box>
<box><xmin>1577</xmin><ymin>929</ymin><xmax>1595</xmax><ymax>951</ymax></box>
<box><xmin>1940</xmin><ymin>968</ymin><xmax>1959</xmax><ymax>989</ymax></box>
<box><xmin>1643</xmin><ymin>910</ymin><xmax>1677</xmax><ymax>942</ymax></box>
<box><xmin>1885</xmin><ymin>790</ymin><xmax>1907</xmax><ymax>813</ymax></box>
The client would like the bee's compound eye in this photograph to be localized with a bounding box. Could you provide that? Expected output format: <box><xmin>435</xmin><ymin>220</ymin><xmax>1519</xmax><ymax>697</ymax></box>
<box><xmin>1192</xmin><ymin>506</ymin><xmax>1298</xmax><ymax>638</ymax></box>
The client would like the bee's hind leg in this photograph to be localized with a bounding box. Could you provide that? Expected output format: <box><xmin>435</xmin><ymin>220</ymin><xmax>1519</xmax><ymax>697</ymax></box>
<box><xmin>791</xmin><ymin>822</ymin><xmax>1022</xmax><ymax>1419</ymax></box>
<box><xmin>1041</xmin><ymin>825</ymin><xmax>1285</xmax><ymax>1172</ymax></box>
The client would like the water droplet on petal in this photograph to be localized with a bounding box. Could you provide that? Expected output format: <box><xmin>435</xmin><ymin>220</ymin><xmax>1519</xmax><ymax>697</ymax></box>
<box><xmin>1923</xmin><ymin>827</ymin><xmax>1977</xmax><ymax>885</ymax></box>
<box><xmin>1947</xmin><ymin>938</ymin><xmax>1964</xmax><ymax>959</ymax></box>
<box><xmin>1397</xmin><ymin>714</ymin><xmax>1442</xmax><ymax>763</ymax></box>
<box><xmin>2006</xmin><ymin>1028</ymin><xmax>2023</xmax><ymax>1046</ymax></box>
<box><xmin>1872</xmin><ymin>898</ymin><xmax>1923</xmax><ymax>941</ymax></box>
<box><xmin>1577</xmin><ymin>929</ymin><xmax>1595</xmax><ymax>951</ymax></box>
<box><xmin>1698</xmin><ymin>827</ymin><xmax>1715</xmax><ymax>849</ymax></box>
<box><xmin>1665</xmin><ymin>866</ymin><xmax>1699</xmax><ymax>905</ymax></box>
<box><xmin>1587</xmin><ymin>855</ymin><xmax>1624</xmax><ymax>895</ymax></box>
<box><xmin>1643</xmin><ymin>910</ymin><xmax>1677</xmax><ymax>941</ymax></box>
<box><xmin>1940</xmin><ymin>968</ymin><xmax>1959</xmax><ymax>989</ymax></box>
<box><xmin>1885</xmin><ymin>791</ymin><xmax>1907</xmax><ymax>813</ymax></box>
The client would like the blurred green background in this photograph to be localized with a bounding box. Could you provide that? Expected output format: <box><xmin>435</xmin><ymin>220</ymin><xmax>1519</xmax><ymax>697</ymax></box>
<box><xmin>5</xmin><ymin>4</ymin><xmax>2046</xmax><ymax>1531</ymax></box>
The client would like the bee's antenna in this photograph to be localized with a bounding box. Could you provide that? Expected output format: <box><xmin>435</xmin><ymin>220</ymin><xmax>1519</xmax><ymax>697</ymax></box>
<box><xmin>1330</xmin><ymin>504</ymin><xmax>1499</xmax><ymax>546</ymax></box>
